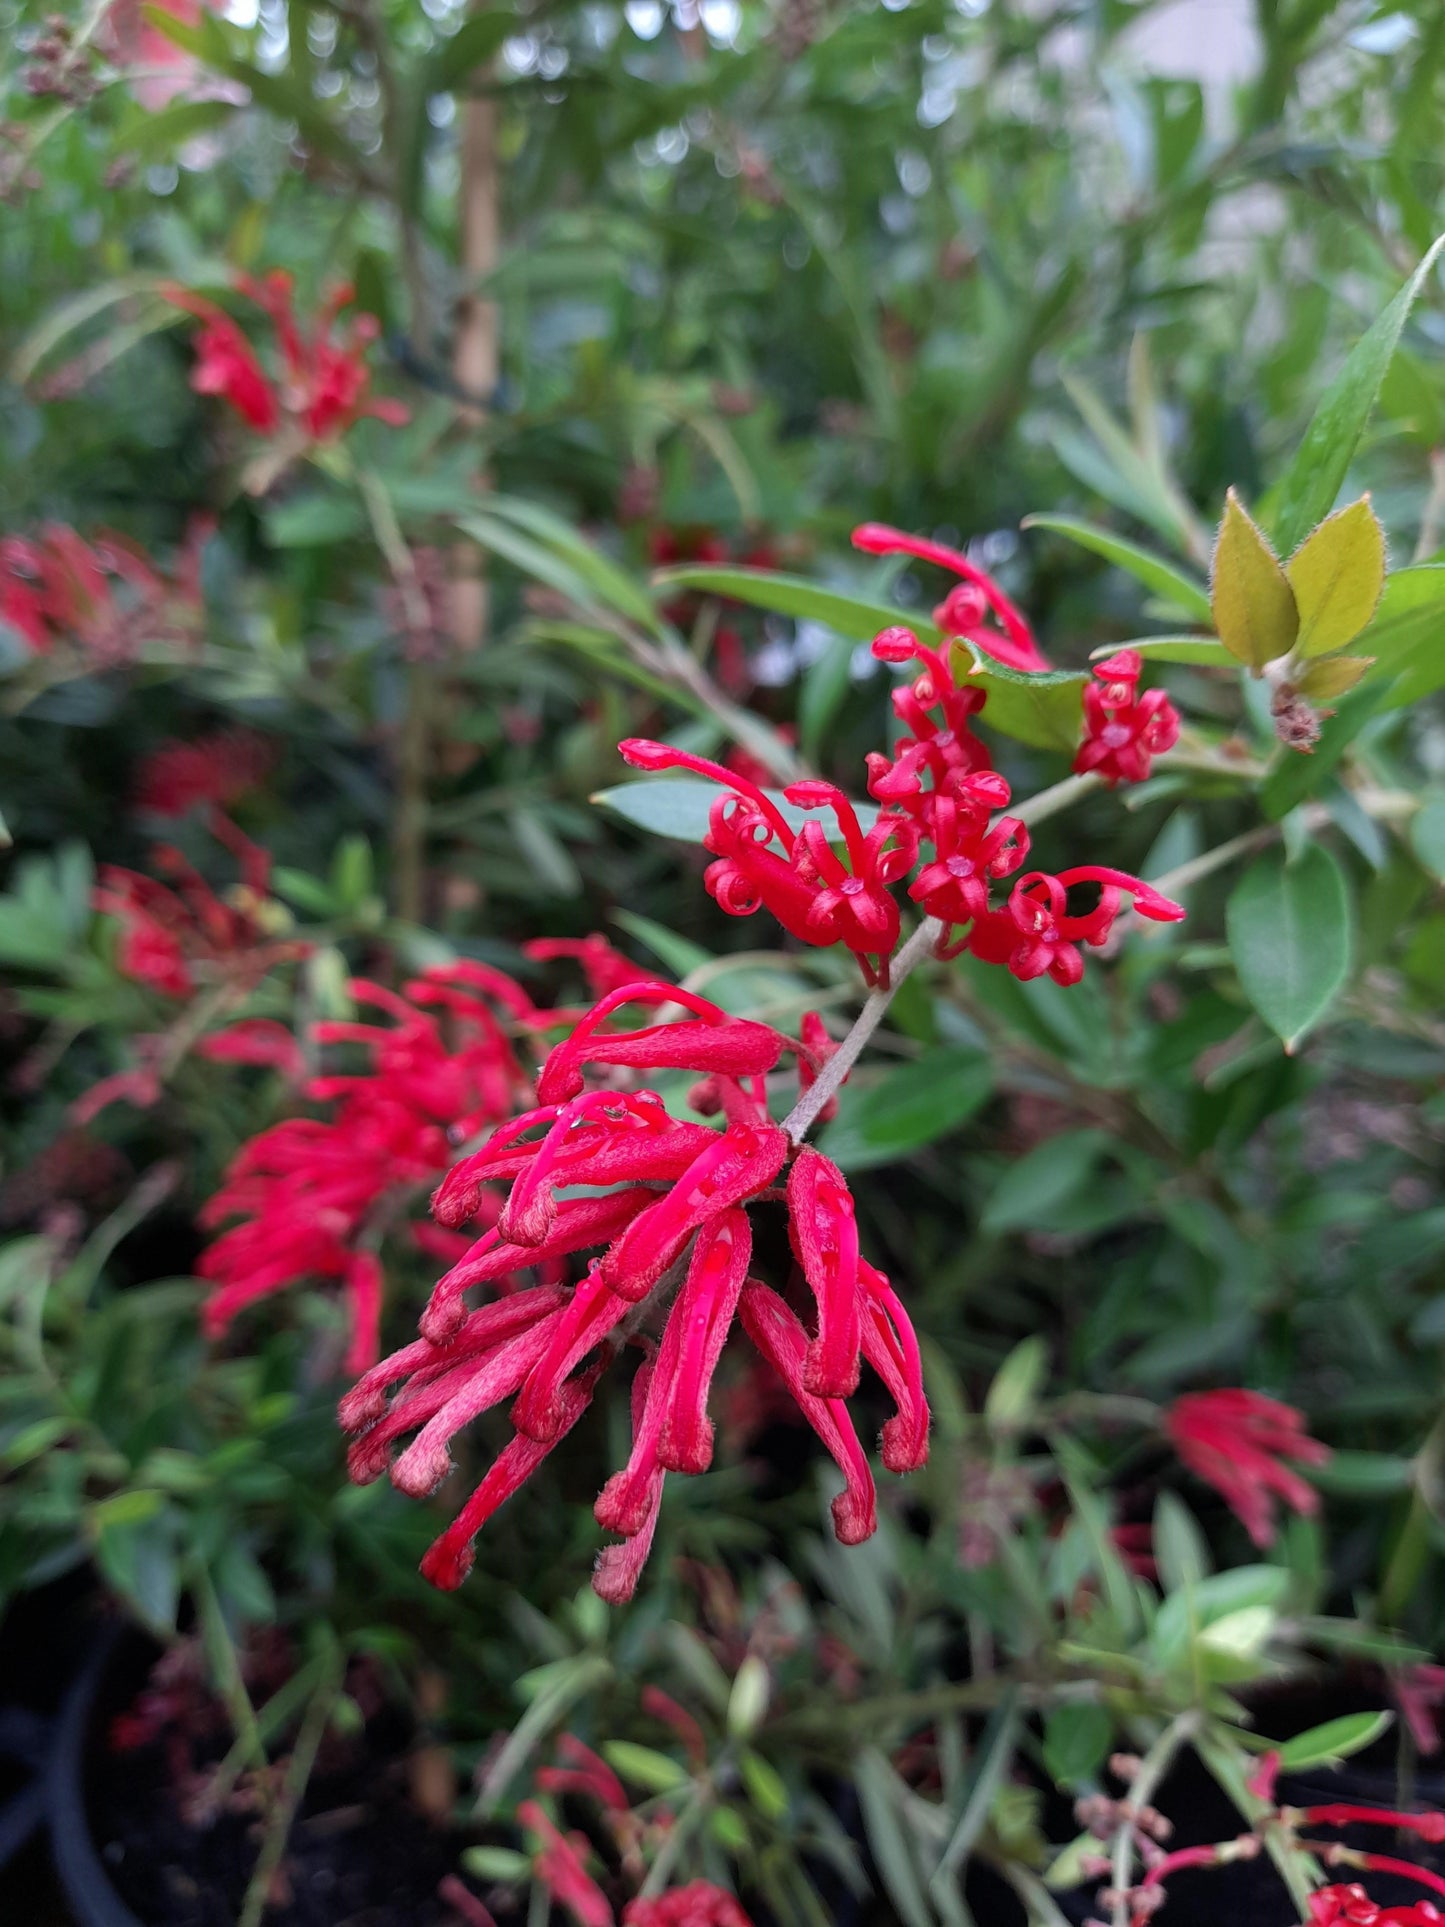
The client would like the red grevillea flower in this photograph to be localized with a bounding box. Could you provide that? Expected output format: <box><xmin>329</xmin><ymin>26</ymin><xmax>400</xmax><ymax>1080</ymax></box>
<box><xmin>164</xmin><ymin>272</ymin><xmax>409</xmax><ymax>444</ymax></box>
<box><xmin>135</xmin><ymin>730</ymin><xmax>275</xmax><ymax>817</ymax></box>
<box><xmin>905</xmin><ymin>770</ymin><xmax>1030</xmax><ymax>956</ymax></box>
<box><xmin>1073</xmin><ymin>650</ymin><xmax>1181</xmax><ymax>788</ymax></box>
<box><xmin>341</xmin><ymin>983</ymin><xmax>928</xmax><ymax>1600</ymax></box>
<box><xmin>1305</xmin><ymin>1888</ymin><xmax>1442</xmax><ymax>1925</ymax></box>
<box><xmin>617</xmin><ymin>741</ymin><xmax>917</xmax><ymax>985</ymax></box>
<box><xmin>93</xmin><ymin>816</ymin><xmax>305</xmax><ymax>1001</ymax></box>
<box><xmin>852</xmin><ymin>523</ymin><xmax>1051</xmax><ymax>673</ymax></box>
<box><xmin>623</xmin><ymin>1885</ymin><xmax>754</xmax><ymax>1926</ymax></box>
<box><xmin>524</xmin><ymin>934</ymin><xmax>655</xmax><ymax>1004</ymax></box>
<box><xmin>964</xmin><ymin>866</ymin><xmax>1185</xmax><ymax>986</ymax></box>
<box><xmin>0</xmin><ymin>522</ymin><xmax>207</xmax><ymax>664</ymax></box>
<box><xmin>518</xmin><ymin>1800</ymin><xmax>613</xmax><ymax>1927</ymax></box>
<box><xmin>200</xmin><ymin>964</ymin><xmax>537</xmax><ymax>1373</ymax></box>
<box><xmin>865</xmin><ymin>625</ymin><xmax>995</xmax><ymax>819</ymax></box>
<box><xmin>1165</xmin><ymin>1389</ymin><xmax>1330</xmax><ymax>1548</ymax></box>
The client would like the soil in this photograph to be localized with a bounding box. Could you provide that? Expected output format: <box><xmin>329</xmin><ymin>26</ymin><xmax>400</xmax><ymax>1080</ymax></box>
<box><xmin>82</xmin><ymin>1633</ymin><xmax>494</xmax><ymax>1927</ymax></box>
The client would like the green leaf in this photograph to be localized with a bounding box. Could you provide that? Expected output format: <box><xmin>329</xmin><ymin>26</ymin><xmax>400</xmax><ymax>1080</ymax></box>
<box><xmin>980</xmin><ymin>1130</ymin><xmax>1109</xmax><ymax>1235</ymax></box>
<box><xmin>591</xmin><ymin>778</ymin><xmax>879</xmax><ymax>844</ymax></box>
<box><xmin>1089</xmin><ymin>635</ymin><xmax>1230</xmax><ymax>666</ymax></box>
<box><xmin>1275</xmin><ymin>1711</ymin><xmax>1392</xmax><ymax>1772</ymax></box>
<box><xmin>953</xmin><ymin>644</ymin><xmax>1087</xmax><ymax>753</ymax></box>
<box><xmin>1294</xmin><ymin>655</ymin><xmax>1374</xmax><ymax>703</ymax></box>
<box><xmin>1272</xmin><ymin>236</ymin><xmax>1445</xmax><ymax>557</ymax></box>
<box><xmin>429</xmin><ymin>10</ymin><xmax>516</xmax><ymax>90</ymax></box>
<box><xmin>1210</xmin><ymin>490</ymin><xmax>1299</xmax><ymax>672</ymax></box>
<box><xmin>654</xmin><ymin>565</ymin><xmax>930</xmax><ymax>646</ymax></box>
<box><xmin>740</xmin><ymin>1748</ymin><xmax>790</xmax><ymax>1820</ymax></box>
<box><xmin>799</xmin><ymin>631</ymin><xmax>856</xmax><ymax>763</ymax></box>
<box><xmin>1042</xmin><ymin>1703</ymin><xmax>1112</xmax><ymax>1790</ymax></box>
<box><xmin>1022</xmin><ymin>515</ymin><xmax>1212</xmax><ymax>622</ymax></box>
<box><xmin>609</xmin><ymin>909</ymin><xmax>711</xmax><ymax>978</ymax></box>
<box><xmin>817</xmin><ymin>1050</ymin><xmax>993</xmax><ymax>1171</ymax></box>
<box><xmin>1286</xmin><ymin>497</ymin><xmax>1386</xmax><ymax>657</ymax></box>
<box><xmin>121</xmin><ymin>98</ymin><xmax>238</xmax><ymax>161</ymax></box>
<box><xmin>1227</xmin><ymin>846</ymin><xmax>1353</xmax><ymax>1051</ymax></box>
<box><xmin>853</xmin><ymin>1749</ymin><xmax>934</xmax><ymax>1927</ymax></box>
<box><xmin>602</xmin><ymin>1740</ymin><xmax>691</xmax><ymax>1792</ymax></box>
<box><xmin>1154</xmin><ymin>1493</ymin><xmax>1211</xmax><ymax>1594</ymax></box>
<box><xmin>985</xmin><ymin>1336</ymin><xmax>1049</xmax><ymax>1428</ymax></box>
<box><xmin>1412</xmin><ymin>790</ymin><xmax>1445</xmax><ymax>880</ymax></box>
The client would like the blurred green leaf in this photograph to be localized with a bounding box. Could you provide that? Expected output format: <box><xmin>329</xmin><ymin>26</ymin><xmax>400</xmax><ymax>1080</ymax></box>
<box><xmin>1023</xmin><ymin>515</ymin><xmax>1212</xmax><ymax>621</ymax></box>
<box><xmin>1227</xmin><ymin>847</ymin><xmax>1353</xmax><ymax>1050</ymax></box>
<box><xmin>818</xmin><ymin>1050</ymin><xmax>992</xmax><ymax>1172</ymax></box>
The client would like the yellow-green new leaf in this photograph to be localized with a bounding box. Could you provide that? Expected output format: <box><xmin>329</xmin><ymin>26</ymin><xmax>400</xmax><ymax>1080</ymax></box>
<box><xmin>1286</xmin><ymin>497</ymin><xmax>1386</xmax><ymax>657</ymax></box>
<box><xmin>1211</xmin><ymin>490</ymin><xmax>1299</xmax><ymax>672</ymax></box>
<box><xmin>1295</xmin><ymin>655</ymin><xmax>1375</xmax><ymax>703</ymax></box>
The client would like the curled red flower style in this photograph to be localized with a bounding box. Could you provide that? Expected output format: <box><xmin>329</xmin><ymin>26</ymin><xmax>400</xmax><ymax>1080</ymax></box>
<box><xmin>865</xmin><ymin>624</ymin><xmax>995</xmax><ymax>823</ymax></box>
<box><xmin>1073</xmin><ymin>649</ymin><xmax>1181</xmax><ymax>788</ymax></box>
<box><xmin>1165</xmin><ymin>1388</ymin><xmax>1330</xmax><ymax>1548</ymax></box>
<box><xmin>965</xmin><ymin>866</ymin><xmax>1185</xmax><ymax>986</ymax></box>
<box><xmin>164</xmin><ymin>272</ymin><xmax>408</xmax><ymax>445</ymax></box>
<box><xmin>852</xmin><ymin>522</ymin><xmax>1051</xmax><ymax>673</ymax></box>
<box><xmin>617</xmin><ymin>741</ymin><xmax>917</xmax><ymax>985</ymax></box>
<box><xmin>341</xmin><ymin>984</ymin><xmax>928</xmax><ymax>1600</ymax></box>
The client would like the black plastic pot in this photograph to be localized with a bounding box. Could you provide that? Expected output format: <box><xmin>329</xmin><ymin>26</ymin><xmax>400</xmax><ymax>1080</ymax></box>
<box><xmin>48</xmin><ymin>1621</ymin><xmax>144</xmax><ymax>1927</ymax></box>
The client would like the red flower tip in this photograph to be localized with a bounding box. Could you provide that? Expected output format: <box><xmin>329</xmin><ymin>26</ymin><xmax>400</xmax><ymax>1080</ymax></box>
<box><xmin>870</xmin><ymin>624</ymin><xmax>921</xmax><ymax>663</ymax></box>
<box><xmin>1166</xmin><ymin>1388</ymin><xmax>1329</xmax><ymax>1548</ymax></box>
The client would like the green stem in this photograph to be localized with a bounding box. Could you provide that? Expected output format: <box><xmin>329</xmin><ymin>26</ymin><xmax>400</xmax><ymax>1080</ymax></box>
<box><xmin>237</xmin><ymin>1645</ymin><xmax>343</xmax><ymax>1927</ymax></box>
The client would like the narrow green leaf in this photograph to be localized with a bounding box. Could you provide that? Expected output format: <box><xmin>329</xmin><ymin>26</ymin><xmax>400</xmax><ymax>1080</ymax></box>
<box><xmin>985</xmin><ymin>1336</ymin><xmax>1048</xmax><ymax>1427</ymax></box>
<box><xmin>609</xmin><ymin>909</ymin><xmax>712</xmax><ymax>977</ymax></box>
<box><xmin>1286</xmin><ymin>497</ymin><xmax>1386</xmax><ymax>656</ymax></box>
<box><xmin>1210</xmin><ymin>490</ymin><xmax>1299</xmax><ymax>671</ymax></box>
<box><xmin>1275</xmin><ymin>1711</ymin><xmax>1392</xmax><ymax>1772</ymax></box>
<box><xmin>654</xmin><ymin>565</ymin><xmax>932</xmax><ymax>646</ymax></box>
<box><xmin>591</xmin><ymin>779</ymin><xmax>878</xmax><ymax>844</ymax></box>
<box><xmin>602</xmin><ymin>1740</ymin><xmax>691</xmax><ymax>1792</ymax></box>
<box><xmin>817</xmin><ymin>1051</ymin><xmax>993</xmax><ymax>1172</ymax></box>
<box><xmin>1226</xmin><ymin>846</ymin><xmax>1353</xmax><ymax>1051</ymax></box>
<box><xmin>1412</xmin><ymin>790</ymin><xmax>1445</xmax><ymax>880</ymax></box>
<box><xmin>429</xmin><ymin>10</ymin><xmax>516</xmax><ymax>89</ymax></box>
<box><xmin>1089</xmin><ymin>635</ymin><xmax>1229</xmax><ymax>666</ymax></box>
<box><xmin>980</xmin><ymin>1130</ymin><xmax>1108</xmax><ymax>1235</ymax></box>
<box><xmin>1273</xmin><ymin>236</ymin><xmax>1445</xmax><ymax>556</ymax></box>
<box><xmin>1023</xmin><ymin>515</ymin><xmax>1212</xmax><ymax>621</ymax></box>
<box><xmin>854</xmin><ymin>1749</ymin><xmax>934</xmax><ymax>1927</ymax></box>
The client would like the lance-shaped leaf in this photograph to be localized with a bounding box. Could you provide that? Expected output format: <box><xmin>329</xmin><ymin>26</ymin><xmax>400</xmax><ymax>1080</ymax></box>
<box><xmin>1294</xmin><ymin>655</ymin><xmax>1374</xmax><ymax>704</ymax></box>
<box><xmin>1272</xmin><ymin>235</ymin><xmax>1445</xmax><ymax>557</ymax></box>
<box><xmin>1227</xmin><ymin>846</ymin><xmax>1353</xmax><ymax>1052</ymax></box>
<box><xmin>1211</xmin><ymin>490</ymin><xmax>1298</xmax><ymax>672</ymax></box>
<box><xmin>1286</xmin><ymin>497</ymin><xmax>1386</xmax><ymax>657</ymax></box>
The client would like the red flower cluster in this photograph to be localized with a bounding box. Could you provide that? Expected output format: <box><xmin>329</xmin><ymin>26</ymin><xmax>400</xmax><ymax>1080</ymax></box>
<box><xmin>0</xmin><ymin>521</ymin><xmax>207</xmax><ymax>663</ymax></box>
<box><xmin>134</xmin><ymin>729</ymin><xmax>276</xmax><ymax>818</ymax></box>
<box><xmin>624</xmin><ymin>1885</ymin><xmax>753</xmax><ymax>1926</ymax></box>
<box><xmin>1073</xmin><ymin>649</ymin><xmax>1181</xmax><ymax>788</ymax></box>
<box><xmin>340</xmin><ymin>984</ymin><xmax>928</xmax><ymax>1600</ymax></box>
<box><xmin>200</xmin><ymin>962</ymin><xmax>538</xmax><ymax>1374</ymax></box>
<box><xmin>852</xmin><ymin>522</ymin><xmax>1051</xmax><ymax>674</ymax></box>
<box><xmin>1165</xmin><ymin>1389</ymin><xmax>1330</xmax><ymax>1548</ymax></box>
<box><xmin>619</xmin><ymin>741</ymin><xmax>918</xmax><ymax>985</ymax></box>
<box><xmin>164</xmin><ymin>272</ymin><xmax>409</xmax><ymax>444</ymax></box>
<box><xmin>620</xmin><ymin>608</ymin><xmax>1183</xmax><ymax>987</ymax></box>
<box><xmin>94</xmin><ymin>814</ymin><xmax>304</xmax><ymax>1003</ymax></box>
<box><xmin>1306</xmin><ymin>1888</ymin><xmax>1442</xmax><ymax>1925</ymax></box>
